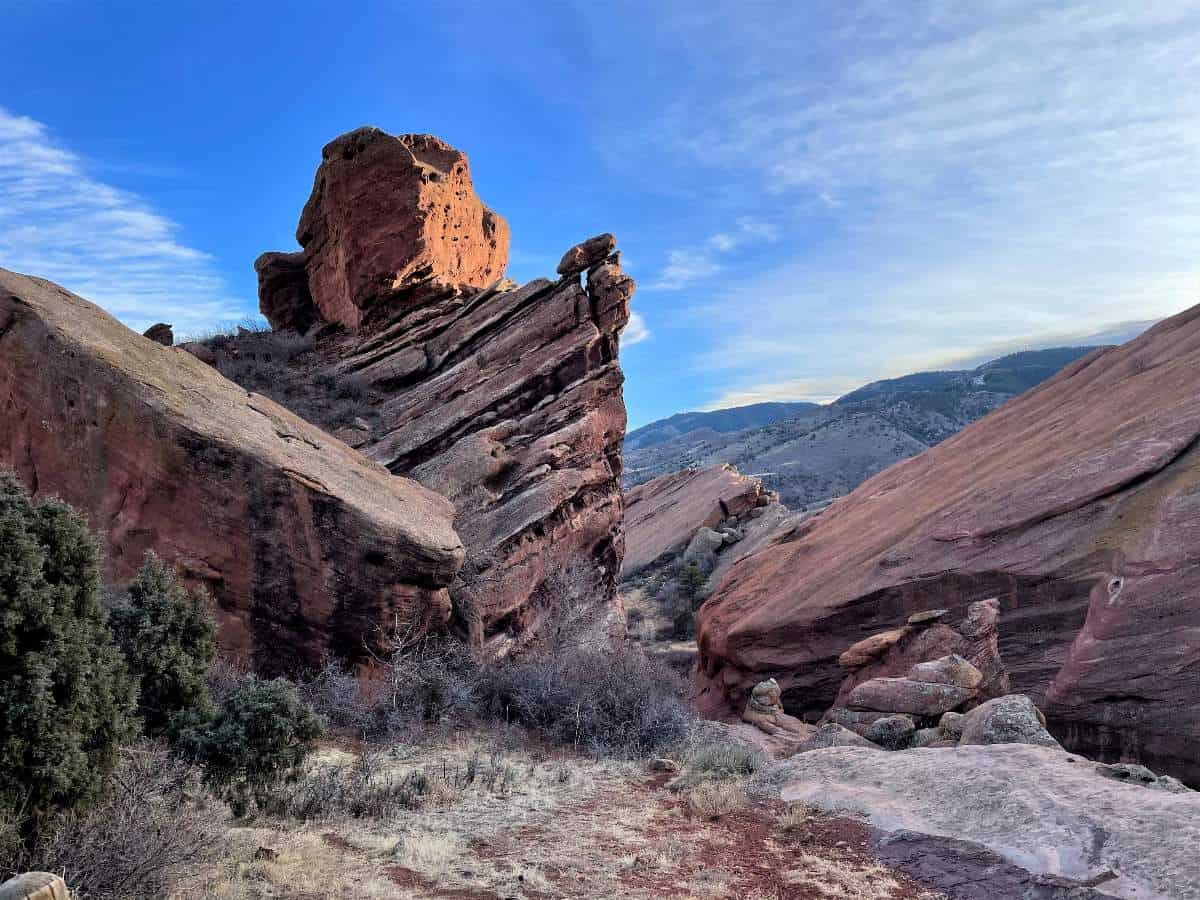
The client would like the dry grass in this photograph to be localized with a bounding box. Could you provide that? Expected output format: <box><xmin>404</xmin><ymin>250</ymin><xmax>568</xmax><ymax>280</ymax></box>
<box><xmin>686</xmin><ymin>780</ymin><xmax>747</xmax><ymax>820</ymax></box>
<box><xmin>775</xmin><ymin>801</ymin><xmax>813</xmax><ymax>832</ymax></box>
<box><xmin>783</xmin><ymin>852</ymin><xmax>913</xmax><ymax>899</ymax></box>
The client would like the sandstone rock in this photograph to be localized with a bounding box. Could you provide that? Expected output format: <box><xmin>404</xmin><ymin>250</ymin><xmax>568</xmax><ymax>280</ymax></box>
<box><xmin>1097</xmin><ymin>762</ymin><xmax>1191</xmax><ymax>793</ymax></box>
<box><xmin>255</xmin><ymin>250</ymin><xmax>316</xmax><ymax>334</ymax></box>
<box><xmin>178</xmin><ymin>341</ymin><xmax>216</xmax><ymax>366</ymax></box>
<box><xmin>556</xmin><ymin>232</ymin><xmax>616</xmax><ymax>276</ymax></box>
<box><xmin>939</xmin><ymin>711</ymin><xmax>965</xmax><ymax>740</ymax></box>
<box><xmin>907</xmin><ymin>608</ymin><xmax>947</xmax><ymax>626</ymax></box>
<box><xmin>287</xmin><ymin>128</ymin><xmax>509</xmax><ymax>332</ymax></box>
<box><xmin>622</xmin><ymin>464</ymin><xmax>765</xmax><ymax>577</ymax></box>
<box><xmin>908</xmin><ymin>727</ymin><xmax>942</xmax><ymax>749</ymax></box>
<box><xmin>795</xmin><ymin>723</ymin><xmax>881</xmax><ymax>753</ymax></box>
<box><xmin>142</xmin><ymin>322</ymin><xmax>173</xmax><ymax>346</ymax></box>
<box><xmin>0</xmin><ymin>268</ymin><xmax>464</xmax><ymax>672</ymax></box>
<box><xmin>958</xmin><ymin>695</ymin><xmax>1061</xmax><ymax>749</ymax></box>
<box><xmin>682</xmin><ymin>526</ymin><xmax>726</xmax><ymax>573</ymax></box>
<box><xmin>837</xmin><ymin>628</ymin><xmax>907</xmax><ymax>669</ymax></box>
<box><xmin>777</xmin><ymin>744</ymin><xmax>1200</xmax><ymax>900</ymax></box>
<box><xmin>820</xmin><ymin>707</ymin><xmax>894</xmax><ymax>736</ymax></box>
<box><xmin>864</xmin><ymin>714</ymin><xmax>916</xmax><ymax>750</ymax></box>
<box><xmin>0</xmin><ymin>873</ymin><xmax>70</xmax><ymax>900</ymax></box>
<box><xmin>698</xmin><ymin>307</ymin><xmax>1200</xmax><ymax>783</ymax></box>
<box><xmin>254</xmin><ymin>129</ymin><xmax>632</xmax><ymax>650</ymax></box>
<box><xmin>741</xmin><ymin>678</ymin><xmax>809</xmax><ymax>738</ymax></box>
<box><xmin>847</xmin><ymin>677</ymin><xmax>974</xmax><ymax>717</ymax></box>
<box><xmin>908</xmin><ymin>654</ymin><xmax>983</xmax><ymax>690</ymax></box>
<box><xmin>649</xmin><ymin>758</ymin><xmax>681</xmax><ymax>774</ymax></box>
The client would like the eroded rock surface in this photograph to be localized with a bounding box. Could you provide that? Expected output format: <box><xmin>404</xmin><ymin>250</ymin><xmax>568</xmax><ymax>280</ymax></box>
<box><xmin>778</xmin><ymin>744</ymin><xmax>1200</xmax><ymax>900</ymax></box>
<box><xmin>0</xmin><ymin>268</ymin><xmax>464</xmax><ymax>673</ymax></box>
<box><xmin>253</xmin><ymin>128</ymin><xmax>635</xmax><ymax>651</ymax></box>
<box><xmin>698</xmin><ymin>308</ymin><xmax>1200</xmax><ymax>783</ymax></box>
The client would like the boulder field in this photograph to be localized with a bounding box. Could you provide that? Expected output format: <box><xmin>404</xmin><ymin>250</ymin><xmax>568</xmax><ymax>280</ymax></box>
<box><xmin>696</xmin><ymin>306</ymin><xmax>1200</xmax><ymax>784</ymax></box>
<box><xmin>254</xmin><ymin>127</ymin><xmax>635</xmax><ymax>652</ymax></box>
<box><xmin>0</xmin><ymin>268</ymin><xmax>463</xmax><ymax>673</ymax></box>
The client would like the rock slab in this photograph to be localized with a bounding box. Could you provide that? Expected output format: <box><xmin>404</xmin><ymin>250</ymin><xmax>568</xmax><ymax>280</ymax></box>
<box><xmin>0</xmin><ymin>268</ymin><xmax>464</xmax><ymax>672</ymax></box>
<box><xmin>778</xmin><ymin>744</ymin><xmax>1200</xmax><ymax>900</ymax></box>
<box><xmin>698</xmin><ymin>308</ymin><xmax>1200</xmax><ymax>784</ymax></box>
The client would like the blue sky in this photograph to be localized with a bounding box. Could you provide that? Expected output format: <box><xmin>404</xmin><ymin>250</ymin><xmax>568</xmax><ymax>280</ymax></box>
<box><xmin>4</xmin><ymin>1</ymin><xmax>1200</xmax><ymax>428</ymax></box>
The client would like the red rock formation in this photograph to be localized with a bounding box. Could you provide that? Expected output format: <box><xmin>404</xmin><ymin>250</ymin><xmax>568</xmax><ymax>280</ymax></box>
<box><xmin>622</xmin><ymin>464</ymin><xmax>768</xmax><ymax>576</ymax></box>
<box><xmin>0</xmin><ymin>268</ymin><xmax>464</xmax><ymax>674</ymax></box>
<box><xmin>255</xmin><ymin>128</ymin><xmax>635</xmax><ymax>652</ymax></box>
<box><xmin>697</xmin><ymin>307</ymin><xmax>1200</xmax><ymax>783</ymax></box>
<box><xmin>259</xmin><ymin>128</ymin><xmax>509</xmax><ymax>334</ymax></box>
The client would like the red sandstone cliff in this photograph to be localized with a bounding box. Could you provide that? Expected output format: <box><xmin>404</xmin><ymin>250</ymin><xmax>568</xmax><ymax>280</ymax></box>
<box><xmin>697</xmin><ymin>307</ymin><xmax>1200</xmax><ymax>784</ymax></box>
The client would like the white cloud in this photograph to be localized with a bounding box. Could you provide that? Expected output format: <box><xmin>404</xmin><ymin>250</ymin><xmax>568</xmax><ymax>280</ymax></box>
<box><xmin>0</xmin><ymin>107</ymin><xmax>244</xmax><ymax>334</ymax></box>
<box><xmin>647</xmin><ymin>216</ymin><xmax>780</xmax><ymax>291</ymax></box>
<box><xmin>622</xmin><ymin>310</ymin><xmax>651</xmax><ymax>345</ymax></box>
<box><xmin>627</xmin><ymin>1</ymin><xmax>1200</xmax><ymax>406</ymax></box>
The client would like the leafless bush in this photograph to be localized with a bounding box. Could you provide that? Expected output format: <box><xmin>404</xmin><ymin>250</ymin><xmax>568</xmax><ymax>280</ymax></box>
<box><xmin>477</xmin><ymin>643</ymin><xmax>695</xmax><ymax>757</ymax></box>
<box><xmin>6</xmin><ymin>743</ymin><xmax>223</xmax><ymax>899</ymax></box>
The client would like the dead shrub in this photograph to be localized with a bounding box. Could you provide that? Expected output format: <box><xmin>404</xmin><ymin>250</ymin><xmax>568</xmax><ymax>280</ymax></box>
<box><xmin>5</xmin><ymin>743</ymin><xmax>223</xmax><ymax>899</ymax></box>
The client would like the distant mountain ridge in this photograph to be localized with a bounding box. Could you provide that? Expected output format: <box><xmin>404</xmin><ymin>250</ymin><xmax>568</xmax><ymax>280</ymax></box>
<box><xmin>624</xmin><ymin>346</ymin><xmax>1104</xmax><ymax>509</ymax></box>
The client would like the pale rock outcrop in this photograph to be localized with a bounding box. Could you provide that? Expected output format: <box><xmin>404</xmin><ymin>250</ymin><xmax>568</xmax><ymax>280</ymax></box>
<box><xmin>959</xmin><ymin>694</ymin><xmax>1061</xmax><ymax>749</ymax></box>
<box><xmin>0</xmin><ymin>268</ymin><xmax>463</xmax><ymax>673</ymax></box>
<box><xmin>698</xmin><ymin>307</ymin><xmax>1200</xmax><ymax>783</ymax></box>
<box><xmin>778</xmin><ymin>744</ymin><xmax>1200</xmax><ymax>900</ymax></box>
<box><xmin>254</xmin><ymin>128</ymin><xmax>634</xmax><ymax>650</ymax></box>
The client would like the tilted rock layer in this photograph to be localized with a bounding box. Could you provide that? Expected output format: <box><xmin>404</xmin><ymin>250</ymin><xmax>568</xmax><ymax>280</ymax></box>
<box><xmin>255</xmin><ymin>128</ymin><xmax>634</xmax><ymax>650</ymax></box>
<box><xmin>0</xmin><ymin>268</ymin><xmax>464</xmax><ymax>673</ymax></box>
<box><xmin>698</xmin><ymin>307</ymin><xmax>1200</xmax><ymax>784</ymax></box>
<box><xmin>622</xmin><ymin>464</ymin><xmax>768</xmax><ymax>577</ymax></box>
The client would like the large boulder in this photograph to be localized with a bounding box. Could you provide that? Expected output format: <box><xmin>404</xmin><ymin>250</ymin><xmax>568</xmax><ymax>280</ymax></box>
<box><xmin>0</xmin><ymin>268</ymin><xmax>464</xmax><ymax>673</ymax></box>
<box><xmin>697</xmin><ymin>306</ymin><xmax>1200</xmax><ymax>784</ymax></box>
<box><xmin>622</xmin><ymin>464</ymin><xmax>766</xmax><ymax>577</ymax></box>
<box><xmin>846</xmin><ymin>677</ymin><xmax>975</xmax><ymax>717</ymax></box>
<box><xmin>777</xmin><ymin>744</ymin><xmax>1200</xmax><ymax>900</ymax></box>
<box><xmin>958</xmin><ymin>695</ymin><xmax>1061</xmax><ymax>749</ymax></box>
<box><xmin>254</xmin><ymin>128</ymin><xmax>634</xmax><ymax>651</ymax></box>
<box><xmin>260</xmin><ymin>128</ymin><xmax>510</xmax><ymax>333</ymax></box>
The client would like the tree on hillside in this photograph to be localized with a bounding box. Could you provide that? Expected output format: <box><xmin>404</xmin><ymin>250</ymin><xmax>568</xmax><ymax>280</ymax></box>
<box><xmin>0</xmin><ymin>472</ymin><xmax>136</xmax><ymax>838</ymax></box>
<box><xmin>110</xmin><ymin>552</ymin><xmax>217</xmax><ymax>737</ymax></box>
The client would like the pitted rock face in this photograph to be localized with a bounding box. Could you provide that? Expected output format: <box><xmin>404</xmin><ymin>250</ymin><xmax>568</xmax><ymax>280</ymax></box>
<box><xmin>0</xmin><ymin>268</ymin><xmax>464</xmax><ymax>674</ymax></box>
<box><xmin>255</xmin><ymin>129</ymin><xmax>635</xmax><ymax>652</ymax></box>
<box><xmin>698</xmin><ymin>304</ymin><xmax>1200</xmax><ymax>784</ymax></box>
<box><xmin>259</xmin><ymin>128</ymin><xmax>510</xmax><ymax>333</ymax></box>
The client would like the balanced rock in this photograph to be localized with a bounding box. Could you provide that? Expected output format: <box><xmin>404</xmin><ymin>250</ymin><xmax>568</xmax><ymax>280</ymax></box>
<box><xmin>254</xmin><ymin>128</ymin><xmax>634</xmax><ymax>650</ymax></box>
<box><xmin>557</xmin><ymin>232</ymin><xmax>617</xmax><ymax>276</ymax></box>
<box><xmin>958</xmin><ymin>695</ymin><xmax>1060</xmax><ymax>749</ymax></box>
<box><xmin>698</xmin><ymin>307</ymin><xmax>1200</xmax><ymax>783</ymax></box>
<box><xmin>741</xmin><ymin>678</ymin><xmax>809</xmax><ymax>738</ymax></box>
<box><xmin>0</xmin><ymin>268</ymin><xmax>464</xmax><ymax>672</ymax></box>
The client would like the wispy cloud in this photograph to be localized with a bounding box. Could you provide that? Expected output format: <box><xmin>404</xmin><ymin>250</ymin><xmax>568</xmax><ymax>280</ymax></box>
<box><xmin>0</xmin><ymin>107</ymin><xmax>244</xmax><ymax>334</ymax></box>
<box><xmin>615</xmin><ymin>1</ymin><xmax>1200</xmax><ymax>407</ymax></box>
<box><xmin>646</xmin><ymin>216</ymin><xmax>780</xmax><ymax>290</ymax></box>
<box><xmin>622</xmin><ymin>310</ymin><xmax>651</xmax><ymax>346</ymax></box>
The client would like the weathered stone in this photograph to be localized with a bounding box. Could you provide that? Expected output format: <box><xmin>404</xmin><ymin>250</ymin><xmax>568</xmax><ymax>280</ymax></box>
<box><xmin>820</xmin><ymin>707</ymin><xmax>895</xmax><ymax>736</ymax></box>
<box><xmin>0</xmin><ymin>873</ymin><xmax>70</xmax><ymax>900</ymax></box>
<box><xmin>908</xmin><ymin>727</ymin><xmax>943</xmax><ymax>749</ymax></box>
<box><xmin>1097</xmin><ymin>762</ymin><xmax>1191</xmax><ymax>793</ymax></box>
<box><xmin>254</xmin><ymin>129</ymin><xmax>632</xmax><ymax>651</ymax></box>
<box><xmin>142</xmin><ymin>322</ymin><xmax>173</xmax><ymax>346</ymax></box>
<box><xmin>698</xmin><ymin>307</ymin><xmax>1200</xmax><ymax>784</ymax></box>
<box><xmin>0</xmin><ymin>268</ymin><xmax>464</xmax><ymax>673</ymax></box>
<box><xmin>622</xmin><ymin>464</ymin><xmax>765</xmax><ymax>577</ymax></box>
<box><xmin>795</xmin><ymin>723</ymin><xmax>881</xmax><ymax>753</ymax></box>
<box><xmin>255</xmin><ymin>250</ymin><xmax>316</xmax><ymax>333</ymax></box>
<box><xmin>907</xmin><ymin>608</ymin><xmax>948</xmax><ymax>626</ymax></box>
<box><xmin>958</xmin><ymin>695</ymin><xmax>1061</xmax><ymax>748</ymax></box>
<box><xmin>683</xmin><ymin>527</ymin><xmax>726</xmax><ymax>573</ymax></box>
<box><xmin>778</xmin><ymin>744</ymin><xmax>1200</xmax><ymax>900</ymax></box>
<box><xmin>838</xmin><ymin>628</ymin><xmax>908</xmax><ymax>669</ymax></box>
<box><xmin>908</xmin><ymin>654</ymin><xmax>983</xmax><ymax>690</ymax></box>
<box><xmin>939</xmin><ymin>711</ymin><xmax>965</xmax><ymax>740</ymax></box>
<box><xmin>741</xmin><ymin>678</ymin><xmax>809</xmax><ymax>738</ymax></box>
<box><xmin>556</xmin><ymin>232</ymin><xmax>616</xmax><ymax>276</ymax></box>
<box><xmin>178</xmin><ymin>341</ymin><xmax>216</xmax><ymax>366</ymax></box>
<box><xmin>847</xmin><ymin>677</ymin><xmax>974</xmax><ymax>717</ymax></box>
<box><xmin>864</xmin><ymin>714</ymin><xmax>916</xmax><ymax>750</ymax></box>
